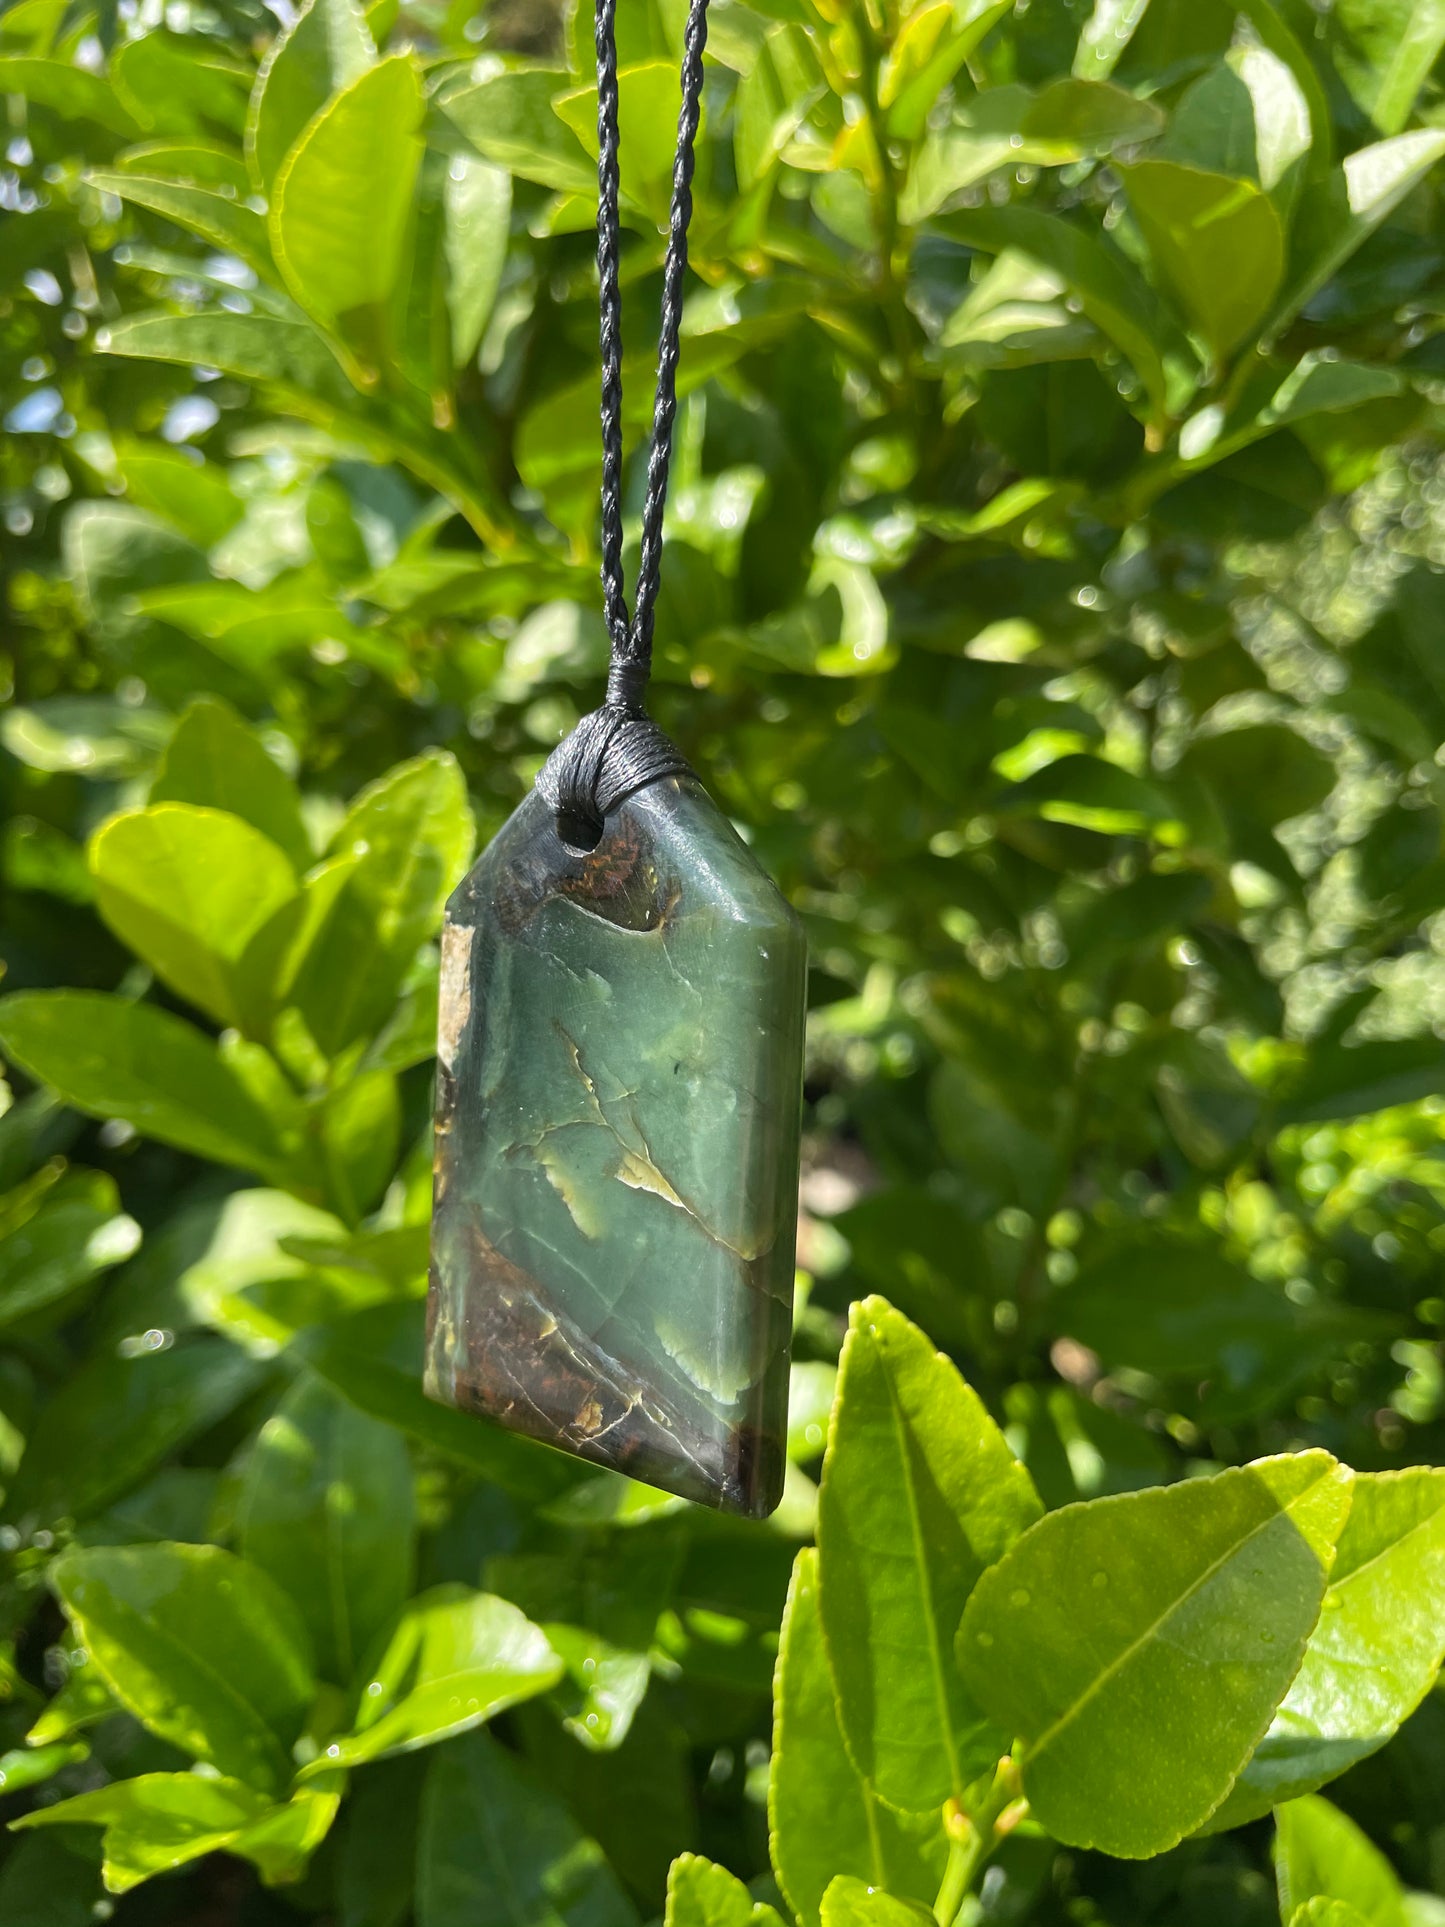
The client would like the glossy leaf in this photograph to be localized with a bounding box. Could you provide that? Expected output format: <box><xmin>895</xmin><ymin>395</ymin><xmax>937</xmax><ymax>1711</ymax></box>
<box><xmin>248</xmin><ymin>0</ymin><xmax>376</xmax><ymax>189</ymax></box>
<box><xmin>1329</xmin><ymin>0</ymin><xmax>1445</xmax><ymax>135</ymax></box>
<box><xmin>302</xmin><ymin>1584</ymin><xmax>562</xmax><ymax>1771</ymax></box>
<box><xmin>0</xmin><ymin>1168</ymin><xmax>140</xmax><ymax>1328</ymax></box>
<box><xmin>819</xmin><ymin>1880</ymin><xmax>934</xmax><ymax>1927</ymax></box>
<box><xmin>339</xmin><ymin>1753</ymin><xmax>425</xmax><ymax>1927</ymax></box>
<box><xmin>271</xmin><ymin>55</ymin><xmax>425</xmax><ymax>347</ymax></box>
<box><xmin>84</xmin><ymin>170</ymin><xmax>272</xmax><ymax>276</ymax></box>
<box><xmin>957</xmin><ymin>1452</ymin><xmax>1354</xmax><ymax>1855</ymax></box>
<box><xmin>7</xmin><ymin>1338</ymin><xmax>264</xmax><ymax>1525</ymax></box>
<box><xmin>109</xmin><ymin>31</ymin><xmax>250</xmax><ymax>140</ymax></box>
<box><xmin>91</xmin><ymin>805</ymin><xmax>299</xmax><ymax>1032</ymax></box>
<box><xmin>1275</xmin><ymin>132</ymin><xmax>1445</xmax><ymax>337</ymax></box>
<box><xmin>816</xmin><ymin>1295</ymin><xmax>1043</xmax><ymax>1809</ymax></box>
<box><xmin>286</xmin><ymin>750</ymin><xmax>473</xmax><ymax>1057</ymax></box>
<box><xmin>1120</xmin><ymin>160</ymin><xmax>1286</xmax><ymax>360</ymax></box>
<box><xmin>417</xmin><ymin>1730</ymin><xmax>639</xmax><ymax>1927</ymax></box>
<box><xmin>117</xmin><ymin>444</ymin><xmax>245</xmax><ymax>546</ymax></box>
<box><xmin>444</xmin><ymin>154</ymin><xmax>511</xmax><ymax>368</ymax></box>
<box><xmin>0</xmin><ymin>57</ymin><xmax>139</xmax><ymax>133</ymax></box>
<box><xmin>432</xmin><ymin>67</ymin><xmax>595</xmax><ymax>196</ymax></box>
<box><xmin>554</xmin><ymin>61</ymin><xmax>695</xmax><ymax>223</ymax></box>
<box><xmin>904</xmin><ymin>81</ymin><xmax>1163</xmax><ymax>222</ymax></box>
<box><xmin>53</xmin><ymin>1542</ymin><xmax>316</xmax><ymax>1791</ymax></box>
<box><xmin>770</xmin><ymin>1549</ymin><xmax>945</xmax><ymax>1927</ymax></box>
<box><xmin>666</xmin><ymin>1855</ymin><xmax>784</xmax><ymax>1927</ymax></box>
<box><xmin>0</xmin><ymin>991</ymin><xmax>296</xmax><ymax>1182</ymax></box>
<box><xmin>15</xmin><ymin>1772</ymin><xmax>273</xmax><ymax>1893</ymax></box>
<box><xmin>101</xmin><ymin>310</ymin><xmax>356</xmax><ymax>407</ymax></box>
<box><xmin>1210</xmin><ymin>1469</ymin><xmax>1445</xmax><ymax>1826</ymax></box>
<box><xmin>1275</xmin><ymin>1796</ymin><xmax>1408</xmax><ymax>1927</ymax></box>
<box><xmin>150</xmin><ymin>697</ymin><xmax>312</xmax><ymax>871</ymax></box>
<box><xmin>941</xmin><ymin>205</ymin><xmax>1180</xmax><ymax>420</ymax></box>
<box><xmin>239</xmin><ymin>1369</ymin><xmax>416</xmax><ymax>1685</ymax></box>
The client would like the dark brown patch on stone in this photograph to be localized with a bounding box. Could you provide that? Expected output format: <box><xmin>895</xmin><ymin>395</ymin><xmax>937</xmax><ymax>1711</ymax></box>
<box><xmin>486</xmin><ymin>811</ymin><xmax>671</xmax><ymax>937</ymax></box>
<box><xmin>439</xmin><ymin>1210</ymin><xmax>776</xmax><ymax>1516</ymax></box>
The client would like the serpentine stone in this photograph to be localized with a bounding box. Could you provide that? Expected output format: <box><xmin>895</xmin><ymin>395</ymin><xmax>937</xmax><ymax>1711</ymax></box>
<box><xmin>426</xmin><ymin>773</ymin><xmax>806</xmax><ymax>1518</ymax></box>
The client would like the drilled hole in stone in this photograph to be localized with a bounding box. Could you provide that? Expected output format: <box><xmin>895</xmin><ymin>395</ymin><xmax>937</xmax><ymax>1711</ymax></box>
<box><xmin>555</xmin><ymin>805</ymin><xmax>604</xmax><ymax>855</ymax></box>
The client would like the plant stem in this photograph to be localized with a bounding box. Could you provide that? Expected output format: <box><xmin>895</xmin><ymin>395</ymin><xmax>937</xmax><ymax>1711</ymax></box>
<box><xmin>932</xmin><ymin>1762</ymin><xmax>1029</xmax><ymax>1927</ymax></box>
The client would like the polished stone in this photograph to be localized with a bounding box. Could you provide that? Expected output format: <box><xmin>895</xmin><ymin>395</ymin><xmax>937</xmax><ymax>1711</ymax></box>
<box><xmin>425</xmin><ymin>774</ymin><xmax>806</xmax><ymax>1517</ymax></box>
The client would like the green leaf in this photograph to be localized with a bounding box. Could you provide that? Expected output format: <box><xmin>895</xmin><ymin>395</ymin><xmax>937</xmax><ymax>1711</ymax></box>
<box><xmin>1329</xmin><ymin>0</ymin><xmax>1445</xmax><ymax>136</ymax></box>
<box><xmin>0</xmin><ymin>56</ymin><xmax>141</xmax><ymax>134</ymax></box>
<box><xmin>883</xmin><ymin>0</ymin><xmax>1014</xmax><ymax>140</ymax></box>
<box><xmin>444</xmin><ymin>154</ymin><xmax>511</xmax><ymax>368</ymax></box>
<box><xmin>15</xmin><ymin>1772</ymin><xmax>340</xmax><ymax>1895</ymax></box>
<box><xmin>1166</xmin><ymin>47</ymin><xmax>1311</xmax><ymax>215</ymax></box>
<box><xmin>112</xmin><ymin>138</ymin><xmax>254</xmax><ymax>190</ymax></box>
<box><xmin>247</xmin><ymin>0</ymin><xmax>376</xmax><ymax>190</ymax></box>
<box><xmin>0</xmin><ymin>990</ymin><xmax>295</xmax><ymax>1182</ymax></box>
<box><xmin>321</xmin><ymin>1065</ymin><xmax>401</xmax><ymax>1219</ymax></box>
<box><xmin>554</xmin><ymin>61</ymin><xmax>688</xmax><ymax>223</ymax></box>
<box><xmin>109</xmin><ymin>31</ymin><xmax>250</xmax><ymax>139</ymax></box>
<box><xmin>816</xmin><ymin>1295</ymin><xmax>1043</xmax><ymax>1809</ymax></box>
<box><xmin>1276</xmin><ymin>1796</ymin><xmax>1407</xmax><ymax>1927</ymax></box>
<box><xmin>903</xmin><ymin>80</ymin><xmax>1163</xmax><ymax>222</ymax></box>
<box><xmin>734</xmin><ymin>24</ymin><xmax>826</xmax><ymax>189</ymax></box>
<box><xmin>1274</xmin><ymin>132</ymin><xmax>1445</xmax><ymax>339</ymax></box>
<box><xmin>1056</xmin><ymin>1239</ymin><xmax>1370</xmax><ymax>1409</ymax></box>
<box><xmin>1209</xmin><ymin>1469</ymin><xmax>1445</xmax><ymax>1827</ymax></box>
<box><xmin>6</xmin><ymin>1337</ymin><xmax>265</xmax><ymax>1525</ymax></box>
<box><xmin>271</xmin><ymin>54</ymin><xmax>425</xmax><ymax>353</ymax></box>
<box><xmin>91</xmin><ymin>804</ymin><xmax>299</xmax><ymax>1033</ymax></box>
<box><xmin>1073</xmin><ymin>0</ymin><xmax>1151</xmax><ymax>76</ymax></box>
<box><xmin>770</xmin><ymin>1548</ymin><xmax>946</xmax><ymax>1927</ymax></box>
<box><xmin>100</xmin><ymin>310</ymin><xmax>356</xmax><ymax>409</ymax></box>
<box><xmin>151</xmin><ymin>697</ymin><xmax>312</xmax><ymax>871</ymax></box>
<box><xmin>432</xmin><ymin>66</ymin><xmax>595</xmax><ymax>197</ymax></box>
<box><xmin>416</xmin><ymin>1729</ymin><xmax>640</xmax><ymax>1927</ymax></box>
<box><xmin>239</xmin><ymin>1369</ymin><xmax>415</xmax><ymax>1685</ymax></box>
<box><xmin>819</xmin><ymin>1879</ymin><xmax>934</xmax><ymax>1927</ymax></box>
<box><xmin>0</xmin><ymin>1168</ymin><xmax>140</xmax><ymax>1328</ymax></box>
<box><xmin>116</xmin><ymin>443</ymin><xmax>245</xmax><ymax>545</ymax></box>
<box><xmin>133</xmin><ymin>579</ymin><xmax>392</xmax><ymax>678</ymax></box>
<box><xmin>84</xmin><ymin>171</ymin><xmax>273</xmax><ymax>277</ymax></box>
<box><xmin>486</xmin><ymin>1529</ymin><xmax>676</xmax><ymax>1751</ymax></box>
<box><xmin>301</xmin><ymin>1584</ymin><xmax>562</xmax><ymax>1772</ymax></box>
<box><xmin>957</xmin><ymin>1451</ymin><xmax>1354</xmax><ymax>1856</ymax></box>
<box><xmin>0</xmin><ymin>1835</ymin><xmax>101</xmax><ymax>1927</ymax></box>
<box><xmin>52</xmin><ymin>1542</ymin><xmax>316</xmax><ymax>1792</ymax></box>
<box><xmin>938</xmin><ymin>205</ymin><xmax>1180</xmax><ymax>421</ymax></box>
<box><xmin>286</xmin><ymin>750</ymin><xmax>473</xmax><ymax>1057</ymax></box>
<box><xmin>0</xmin><ymin>1740</ymin><xmax>89</xmax><ymax>1794</ymax></box>
<box><xmin>63</xmin><ymin>501</ymin><xmax>208</xmax><ymax>639</ymax></box>
<box><xmin>665</xmin><ymin>1854</ymin><xmax>784</xmax><ymax>1927</ymax></box>
<box><xmin>1120</xmin><ymin>160</ymin><xmax>1286</xmax><ymax>360</ymax></box>
<box><xmin>339</xmin><ymin>1753</ymin><xmax>426</xmax><ymax>1927</ymax></box>
<box><xmin>15</xmin><ymin>1772</ymin><xmax>268</xmax><ymax>1893</ymax></box>
<box><xmin>1291</xmin><ymin>1903</ymin><xmax>1376</xmax><ymax>1927</ymax></box>
<box><xmin>994</xmin><ymin>752</ymin><xmax>1182</xmax><ymax>837</ymax></box>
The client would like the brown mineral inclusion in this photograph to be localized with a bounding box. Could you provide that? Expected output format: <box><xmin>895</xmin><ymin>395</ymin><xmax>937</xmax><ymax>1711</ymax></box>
<box><xmin>425</xmin><ymin>772</ymin><xmax>807</xmax><ymax>1517</ymax></box>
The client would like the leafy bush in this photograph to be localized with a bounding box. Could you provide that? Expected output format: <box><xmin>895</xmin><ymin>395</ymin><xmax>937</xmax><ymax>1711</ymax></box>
<box><xmin>3</xmin><ymin>0</ymin><xmax>1445</xmax><ymax>1920</ymax></box>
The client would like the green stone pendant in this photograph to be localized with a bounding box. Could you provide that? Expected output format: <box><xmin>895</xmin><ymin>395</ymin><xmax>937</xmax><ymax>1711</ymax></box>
<box><xmin>425</xmin><ymin>767</ymin><xmax>806</xmax><ymax>1518</ymax></box>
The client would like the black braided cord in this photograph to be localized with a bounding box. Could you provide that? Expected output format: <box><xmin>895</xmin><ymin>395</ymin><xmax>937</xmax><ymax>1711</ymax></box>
<box><xmin>543</xmin><ymin>0</ymin><xmax>711</xmax><ymax>846</ymax></box>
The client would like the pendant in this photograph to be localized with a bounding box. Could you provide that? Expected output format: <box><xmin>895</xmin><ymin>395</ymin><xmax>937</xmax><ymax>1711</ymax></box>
<box><xmin>425</xmin><ymin>762</ymin><xmax>806</xmax><ymax>1518</ymax></box>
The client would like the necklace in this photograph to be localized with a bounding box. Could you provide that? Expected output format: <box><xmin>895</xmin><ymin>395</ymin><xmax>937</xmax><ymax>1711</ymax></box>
<box><xmin>424</xmin><ymin>0</ymin><xmax>806</xmax><ymax>1519</ymax></box>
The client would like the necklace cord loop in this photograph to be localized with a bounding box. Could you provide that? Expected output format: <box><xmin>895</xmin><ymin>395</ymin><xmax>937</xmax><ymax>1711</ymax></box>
<box><xmin>543</xmin><ymin>0</ymin><xmax>710</xmax><ymax>842</ymax></box>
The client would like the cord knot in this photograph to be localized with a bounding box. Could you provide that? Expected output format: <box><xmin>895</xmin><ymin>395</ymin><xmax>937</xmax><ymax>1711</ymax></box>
<box><xmin>539</xmin><ymin>703</ymin><xmax>692</xmax><ymax>851</ymax></box>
